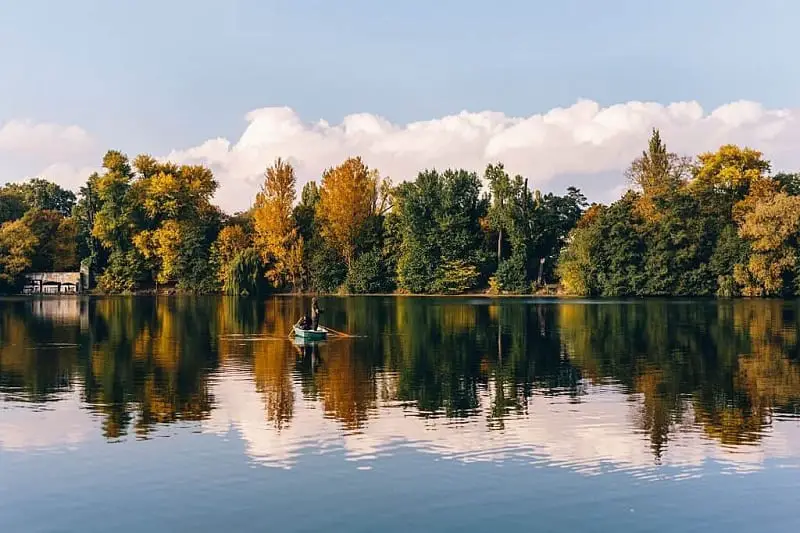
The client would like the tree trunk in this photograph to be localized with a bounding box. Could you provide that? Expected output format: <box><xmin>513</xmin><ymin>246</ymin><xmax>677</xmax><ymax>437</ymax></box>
<box><xmin>536</xmin><ymin>257</ymin><xmax>545</xmax><ymax>286</ymax></box>
<box><xmin>497</xmin><ymin>228</ymin><xmax>503</xmax><ymax>264</ymax></box>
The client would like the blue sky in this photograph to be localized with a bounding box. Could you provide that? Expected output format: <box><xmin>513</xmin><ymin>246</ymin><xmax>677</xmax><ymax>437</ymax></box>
<box><xmin>2</xmin><ymin>0</ymin><xmax>799</xmax><ymax>211</ymax></box>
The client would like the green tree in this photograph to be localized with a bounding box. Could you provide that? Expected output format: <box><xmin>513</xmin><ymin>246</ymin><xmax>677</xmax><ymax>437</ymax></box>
<box><xmin>1</xmin><ymin>178</ymin><xmax>76</xmax><ymax>216</ymax></box>
<box><xmin>396</xmin><ymin>169</ymin><xmax>487</xmax><ymax>293</ymax></box>
<box><xmin>592</xmin><ymin>192</ymin><xmax>646</xmax><ymax>296</ymax></box>
<box><xmin>224</xmin><ymin>248</ymin><xmax>267</xmax><ymax>297</ymax></box>
<box><xmin>0</xmin><ymin>188</ymin><xmax>27</xmax><ymax>224</ymax></box>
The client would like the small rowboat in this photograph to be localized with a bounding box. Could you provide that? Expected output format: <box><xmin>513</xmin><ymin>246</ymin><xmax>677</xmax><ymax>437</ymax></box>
<box><xmin>293</xmin><ymin>326</ymin><xmax>328</xmax><ymax>340</ymax></box>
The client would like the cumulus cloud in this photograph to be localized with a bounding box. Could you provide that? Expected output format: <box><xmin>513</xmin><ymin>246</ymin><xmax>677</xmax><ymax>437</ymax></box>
<box><xmin>164</xmin><ymin>99</ymin><xmax>800</xmax><ymax>213</ymax></box>
<box><xmin>0</xmin><ymin>119</ymin><xmax>94</xmax><ymax>160</ymax></box>
<box><xmin>6</xmin><ymin>99</ymin><xmax>800</xmax><ymax>213</ymax></box>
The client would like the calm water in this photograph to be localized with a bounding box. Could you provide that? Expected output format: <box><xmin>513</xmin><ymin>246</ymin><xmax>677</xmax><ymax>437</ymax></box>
<box><xmin>1</xmin><ymin>296</ymin><xmax>799</xmax><ymax>532</ymax></box>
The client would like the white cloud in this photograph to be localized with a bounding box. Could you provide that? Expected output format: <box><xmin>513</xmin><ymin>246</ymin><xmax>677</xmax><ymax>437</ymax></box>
<box><xmin>0</xmin><ymin>119</ymin><xmax>94</xmax><ymax>159</ymax></box>
<box><xmin>165</xmin><ymin>99</ymin><xmax>800</xmax><ymax>213</ymax></box>
<box><xmin>29</xmin><ymin>162</ymin><xmax>100</xmax><ymax>191</ymax></box>
<box><xmin>6</xmin><ymin>99</ymin><xmax>800</xmax><ymax>213</ymax></box>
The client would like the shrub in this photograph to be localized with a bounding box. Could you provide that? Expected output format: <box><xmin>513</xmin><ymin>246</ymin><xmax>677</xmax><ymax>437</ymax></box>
<box><xmin>431</xmin><ymin>259</ymin><xmax>481</xmax><ymax>294</ymax></box>
<box><xmin>494</xmin><ymin>253</ymin><xmax>529</xmax><ymax>293</ymax></box>
<box><xmin>345</xmin><ymin>249</ymin><xmax>394</xmax><ymax>294</ymax></box>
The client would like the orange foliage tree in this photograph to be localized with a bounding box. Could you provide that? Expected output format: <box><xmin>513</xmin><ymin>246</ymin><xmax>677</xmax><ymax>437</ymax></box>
<box><xmin>316</xmin><ymin>157</ymin><xmax>382</xmax><ymax>268</ymax></box>
<box><xmin>253</xmin><ymin>158</ymin><xmax>304</xmax><ymax>290</ymax></box>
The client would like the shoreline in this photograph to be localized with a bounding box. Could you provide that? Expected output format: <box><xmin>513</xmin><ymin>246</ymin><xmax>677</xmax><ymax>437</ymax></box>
<box><xmin>0</xmin><ymin>290</ymin><xmax>754</xmax><ymax>300</ymax></box>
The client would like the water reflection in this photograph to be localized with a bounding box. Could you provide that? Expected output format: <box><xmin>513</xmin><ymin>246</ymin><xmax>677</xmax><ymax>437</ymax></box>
<box><xmin>2</xmin><ymin>296</ymin><xmax>800</xmax><ymax>475</ymax></box>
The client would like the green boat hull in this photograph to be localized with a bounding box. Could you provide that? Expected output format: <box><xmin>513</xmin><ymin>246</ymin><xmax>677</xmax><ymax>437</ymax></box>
<box><xmin>293</xmin><ymin>326</ymin><xmax>328</xmax><ymax>340</ymax></box>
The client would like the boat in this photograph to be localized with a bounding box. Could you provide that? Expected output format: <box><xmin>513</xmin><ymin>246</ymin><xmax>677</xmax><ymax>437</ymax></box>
<box><xmin>293</xmin><ymin>326</ymin><xmax>328</xmax><ymax>340</ymax></box>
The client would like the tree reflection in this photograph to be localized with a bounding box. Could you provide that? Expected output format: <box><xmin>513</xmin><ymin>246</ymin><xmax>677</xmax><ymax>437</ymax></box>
<box><xmin>2</xmin><ymin>296</ymin><xmax>800</xmax><ymax>460</ymax></box>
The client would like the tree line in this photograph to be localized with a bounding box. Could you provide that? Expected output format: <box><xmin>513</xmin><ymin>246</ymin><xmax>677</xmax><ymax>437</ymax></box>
<box><xmin>558</xmin><ymin>131</ymin><xmax>800</xmax><ymax>297</ymax></box>
<box><xmin>1</xmin><ymin>130</ymin><xmax>798</xmax><ymax>296</ymax></box>
<box><xmin>3</xmin><ymin>296</ymin><xmax>798</xmax><ymax>449</ymax></box>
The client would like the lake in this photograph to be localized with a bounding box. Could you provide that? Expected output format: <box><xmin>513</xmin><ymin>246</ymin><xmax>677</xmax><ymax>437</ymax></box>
<box><xmin>1</xmin><ymin>296</ymin><xmax>799</xmax><ymax>532</ymax></box>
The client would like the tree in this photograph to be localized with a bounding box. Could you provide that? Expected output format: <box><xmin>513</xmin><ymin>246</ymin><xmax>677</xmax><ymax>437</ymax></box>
<box><xmin>557</xmin><ymin>207</ymin><xmax>603</xmax><ymax>296</ymax></box>
<box><xmin>74</xmin><ymin>173</ymin><xmax>104</xmax><ymax>272</ymax></box>
<box><xmin>132</xmin><ymin>156</ymin><xmax>218</xmax><ymax>224</ymax></box>
<box><xmin>92</xmin><ymin>150</ymin><xmax>136</xmax><ymax>254</ymax></box>
<box><xmin>345</xmin><ymin>249</ymin><xmax>394</xmax><ymax>294</ymax></box>
<box><xmin>486</xmin><ymin>163</ymin><xmax>513</xmax><ymax>264</ymax></box>
<box><xmin>0</xmin><ymin>188</ymin><xmax>27</xmax><ymax>224</ymax></box>
<box><xmin>129</xmin><ymin>156</ymin><xmax>221</xmax><ymax>291</ymax></box>
<box><xmin>1</xmin><ymin>178</ymin><xmax>76</xmax><ymax>216</ymax></box>
<box><xmin>592</xmin><ymin>192</ymin><xmax>646</xmax><ymax>296</ymax></box>
<box><xmin>691</xmin><ymin>145</ymin><xmax>771</xmax><ymax>216</ymax></box>
<box><xmin>431</xmin><ymin>259</ymin><xmax>481</xmax><ymax>294</ymax></box>
<box><xmin>0</xmin><ymin>219</ymin><xmax>38</xmax><ymax>289</ymax></box>
<box><xmin>774</xmin><ymin>172</ymin><xmax>800</xmax><ymax>196</ymax></box>
<box><xmin>253</xmin><ymin>158</ymin><xmax>304</xmax><ymax>290</ymax></box>
<box><xmin>294</xmin><ymin>181</ymin><xmax>320</xmax><ymax>243</ymax></box>
<box><xmin>133</xmin><ymin>220</ymin><xmax>185</xmax><ymax>285</ymax></box>
<box><xmin>625</xmin><ymin>129</ymin><xmax>690</xmax><ymax>221</ymax></box>
<box><xmin>486</xmin><ymin>164</ymin><xmax>540</xmax><ymax>292</ymax></box>
<box><xmin>396</xmin><ymin>169</ymin><xmax>487</xmax><ymax>293</ymax></box>
<box><xmin>317</xmin><ymin>157</ymin><xmax>378</xmax><ymax>268</ymax></box>
<box><xmin>529</xmin><ymin>187</ymin><xmax>587</xmax><ymax>285</ymax></box>
<box><xmin>53</xmin><ymin>217</ymin><xmax>79</xmax><ymax>271</ymax></box>
<box><xmin>21</xmin><ymin>209</ymin><xmax>78</xmax><ymax>272</ymax></box>
<box><xmin>734</xmin><ymin>189</ymin><xmax>800</xmax><ymax>296</ymax></box>
<box><xmin>223</xmin><ymin>248</ymin><xmax>267</xmax><ymax>297</ymax></box>
<box><xmin>211</xmin><ymin>224</ymin><xmax>252</xmax><ymax>287</ymax></box>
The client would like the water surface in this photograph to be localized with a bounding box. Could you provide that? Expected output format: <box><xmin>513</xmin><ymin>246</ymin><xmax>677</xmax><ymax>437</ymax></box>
<box><xmin>2</xmin><ymin>296</ymin><xmax>799</xmax><ymax>532</ymax></box>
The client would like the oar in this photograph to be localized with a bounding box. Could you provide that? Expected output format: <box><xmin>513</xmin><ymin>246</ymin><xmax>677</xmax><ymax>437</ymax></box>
<box><xmin>324</xmin><ymin>326</ymin><xmax>357</xmax><ymax>338</ymax></box>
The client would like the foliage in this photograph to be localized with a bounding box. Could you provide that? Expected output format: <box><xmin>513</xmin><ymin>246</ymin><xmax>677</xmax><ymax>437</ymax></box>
<box><xmin>495</xmin><ymin>253</ymin><xmax>529</xmax><ymax>293</ymax></box>
<box><xmin>486</xmin><ymin>163</ymin><xmax>586</xmax><ymax>290</ymax></box>
<box><xmin>0</xmin><ymin>219</ymin><xmax>38</xmax><ymax>289</ymax></box>
<box><xmin>345</xmin><ymin>249</ymin><xmax>394</xmax><ymax>294</ymax></box>
<box><xmin>6</xmin><ymin>130</ymin><xmax>800</xmax><ymax>298</ymax></box>
<box><xmin>1</xmin><ymin>178</ymin><xmax>76</xmax><ymax>216</ymax></box>
<box><xmin>625</xmin><ymin>129</ymin><xmax>690</xmax><ymax>220</ymax></box>
<box><xmin>557</xmin><ymin>218</ymin><xmax>599</xmax><ymax>296</ymax></box>
<box><xmin>396</xmin><ymin>169</ymin><xmax>488</xmax><ymax>293</ymax></box>
<box><xmin>16</xmin><ymin>209</ymin><xmax>78</xmax><ymax>272</ymax></box>
<box><xmin>733</xmin><ymin>189</ymin><xmax>800</xmax><ymax>296</ymax></box>
<box><xmin>134</xmin><ymin>220</ymin><xmax>185</xmax><ymax>284</ymax></box>
<box><xmin>212</xmin><ymin>224</ymin><xmax>252</xmax><ymax>288</ymax></box>
<box><xmin>97</xmin><ymin>250</ymin><xmax>147</xmax><ymax>293</ymax></box>
<box><xmin>308</xmin><ymin>244</ymin><xmax>348</xmax><ymax>293</ymax></box>
<box><xmin>431</xmin><ymin>259</ymin><xmax>481</xmax><ymax>294</ymax></box>
<box><xmin>556</xmin><ymin>135</ymin><xmax>789</xmax><ymax>298</ymax></box>
<box><xmin>253</xmin><ymin>158</ymin><xmax>304</xmax><ymax>290</ymax></box>
<box><xmin>0</xmin><ymin>189</ymin><xmax>27</xmax><ymax>224</ymax></box>
<box><xmin>223</xmin><ymin>248</ymin><xmax>267</xmax><ymax>297</ymax></box>
<box><xmin>317</xmin><ymin>157</ymin><xmax>380</xmax><ymax>267</ymax></box>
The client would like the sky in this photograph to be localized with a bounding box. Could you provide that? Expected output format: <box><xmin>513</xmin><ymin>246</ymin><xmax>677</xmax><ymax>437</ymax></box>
<box><xmin>2</xmin><ymin>0</ymin><xmax>799</xmax><ymax>212</ymax></box>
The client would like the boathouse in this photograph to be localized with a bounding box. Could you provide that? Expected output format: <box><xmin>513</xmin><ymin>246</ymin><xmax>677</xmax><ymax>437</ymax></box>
<box><xmin>23</xmin><ymin>272</ymin><xmax>84</xmax><ymax>294</ymax></box>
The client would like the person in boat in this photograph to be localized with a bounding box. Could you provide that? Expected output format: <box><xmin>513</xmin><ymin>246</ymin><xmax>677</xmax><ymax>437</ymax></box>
<box><xmin>311</xmin><ymin>297</ymin><xmax>323</xmax><ymax>330</ymax></box>
<box><xmin>295</xmin><ymin>312</ymin><xmax>311</xmax><ymax>330</ymax></box>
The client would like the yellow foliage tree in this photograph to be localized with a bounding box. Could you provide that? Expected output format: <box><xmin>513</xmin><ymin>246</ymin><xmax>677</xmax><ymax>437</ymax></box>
<box><xmin>133</xmin><ymin>220</ymin><xmax>185</xmax><ymax>285</ymax></box>
<box><xmin>733</xmin><ymin>189</ymin><xmax>800</xmax><ymax>296</ymax></box>
<box><xmin>253</xmin><ymin>158</ymin><xmax>304</xmax><ymax>290</ymax></box>
<box><xmin>0</xmin><ymin>220</ymin><xmax>38</xmax><ymax>285</ymax></box>
<box><xmin>692</xmin><ymin>145</ymin><xmax>771</xmax><ymax>203</ymax></box>
<box><xmin>317</xmin><ymin>157</ymin><xmax>379</xmax><ymax>267</ymax></box>
<box><xmin>625</xmin><ymin>129</ymin><xmax>691</xmax><ymax>221</ymax></box>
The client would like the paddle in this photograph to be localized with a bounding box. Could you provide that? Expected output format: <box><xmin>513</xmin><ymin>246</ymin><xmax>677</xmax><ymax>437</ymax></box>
<box><xmin>323</xmin><ymin>326</ymin><xmax>357</xmax><ymax>338</ymax></box>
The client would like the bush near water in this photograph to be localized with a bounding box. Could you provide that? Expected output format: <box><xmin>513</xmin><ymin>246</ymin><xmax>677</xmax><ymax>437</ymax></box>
<box><xmin>2</xmin><ymin>131</ymin><xmax>800</xmax><ymax>297</ymax></box>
